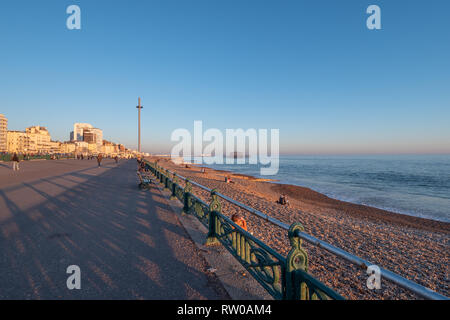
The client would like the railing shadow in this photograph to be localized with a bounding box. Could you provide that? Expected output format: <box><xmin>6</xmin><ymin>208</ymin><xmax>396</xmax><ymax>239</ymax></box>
<box><xmin>0</xmin><ymin>160</ymin><xmax>229</xmax><ymax>299</ymax></box>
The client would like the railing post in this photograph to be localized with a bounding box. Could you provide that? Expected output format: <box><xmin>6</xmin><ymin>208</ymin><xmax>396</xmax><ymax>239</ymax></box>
<box><xmin>205</xmin><ymin>189</ymin><xmax>221</xmax><ymax>246</ymax></box>
<box><xmin>285</xmin><ymin>222</ymin><xmax>309</xmax><ymax>300</ymax></box>
<box><xmin>164</xmin><ymin>172</ymin><xmax>170</xmax><ymax>190</ymax></box>
<box><xmin>170</xmin><ymin>173</ymin><xmax>178</xmax><ymax>200</ymax></box>
<box><xmin>182</xmin><ymin>180</ymin><xmax>192</xmax><ymax>215</ymax></box>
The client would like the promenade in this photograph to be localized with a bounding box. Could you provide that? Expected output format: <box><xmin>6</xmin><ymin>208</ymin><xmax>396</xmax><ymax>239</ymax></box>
<box><xmin>0</xmin><ymin>159</ymin><xmax>229</xmax><ymax>299</ymax></box>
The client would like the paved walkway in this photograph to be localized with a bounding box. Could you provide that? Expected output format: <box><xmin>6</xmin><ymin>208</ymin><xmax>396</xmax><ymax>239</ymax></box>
<box><xmin>0</xmin><ymin>159</ymin><xmax>229</xmax><ymax>299</ymax></box>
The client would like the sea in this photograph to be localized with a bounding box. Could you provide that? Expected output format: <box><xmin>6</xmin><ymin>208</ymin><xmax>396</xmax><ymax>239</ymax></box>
<box><xmin>186</xmin><ymin>155</ymin><xmax>450</xmax><ymax>223</ymax></box>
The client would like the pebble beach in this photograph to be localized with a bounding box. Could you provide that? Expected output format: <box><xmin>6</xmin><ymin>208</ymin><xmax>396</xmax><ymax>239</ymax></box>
<box><xmin>148</xmin><ymin>157</ymin><xmax>449</xmax><ymax>300</ymax></box>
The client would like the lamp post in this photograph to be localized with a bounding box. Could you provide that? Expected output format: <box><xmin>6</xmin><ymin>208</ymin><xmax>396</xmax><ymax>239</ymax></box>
<box><xmin>136</xmin><ymin>97</ymin><xmax>143</xmax><ymax>154</ymax></box>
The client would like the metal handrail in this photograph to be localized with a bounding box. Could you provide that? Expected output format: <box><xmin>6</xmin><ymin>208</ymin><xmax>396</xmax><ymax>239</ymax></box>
<box><xmin>153</xmin><ymin>164</ymin><xmax>448</xmax><ymax>300</ymax></box>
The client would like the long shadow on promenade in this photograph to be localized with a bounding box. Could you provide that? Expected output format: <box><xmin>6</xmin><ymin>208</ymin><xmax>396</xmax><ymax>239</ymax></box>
<box><xmin>0</xmin><ymin>160</ymin><xmax>229</xmax><ymax>299</ymax></box>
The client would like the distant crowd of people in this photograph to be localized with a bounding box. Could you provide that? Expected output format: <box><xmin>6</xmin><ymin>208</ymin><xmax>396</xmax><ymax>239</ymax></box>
<box><xmin>0</xmin><ymin>152</ymin><xmax>72</xmax><ymax>162</ymax></box>
<box><xmin>75</xmin><ymin>154</ymin><xmax>122</xmax><ymax>167</ymax></box>
<box><xmin>4</xmin><ymin>152</ymin><xmax>129</xmax><ymax>172</ymax></box>
<box><xmin>5</xmin><ymin>152</ymin><xmax>72</xmax><ymax>171</ymax></box>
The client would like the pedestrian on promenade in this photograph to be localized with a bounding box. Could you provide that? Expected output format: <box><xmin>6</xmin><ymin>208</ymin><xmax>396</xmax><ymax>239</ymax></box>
<box><xmin>114</xmin><ymin>155</ymin><xmax>119</xmax><ymax>165</ymax></box>
<box><xmin>97</xmin><ymin>154</ymin><xmax>103</xmax><ymax>167</ymax></box>
<box><xmin>12</xmin><ymin>153</ymin><xmax>20</xmax><ymax>171</ymax></box>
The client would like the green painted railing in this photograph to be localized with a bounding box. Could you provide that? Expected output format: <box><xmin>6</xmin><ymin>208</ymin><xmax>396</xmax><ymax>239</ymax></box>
<box><xmin>145</xmin><ymin>160</ymin><xmax>344</xmax><ymax>300</ymax></box>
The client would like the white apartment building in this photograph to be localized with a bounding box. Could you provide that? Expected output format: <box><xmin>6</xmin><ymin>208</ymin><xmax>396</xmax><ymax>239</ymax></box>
<box><xmin>71</xmin><ymin>123</ymin><xmax>93</xmax><ymax>141</ymax></box>
<box><xmin>71</xmin><ymin>123</ymin><xmax>103</xmax><ymax>148</ymax></box>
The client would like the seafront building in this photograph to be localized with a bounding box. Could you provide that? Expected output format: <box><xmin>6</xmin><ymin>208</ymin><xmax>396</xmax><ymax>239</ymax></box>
<box><xmin>101</xmin><ymin>140</ymin><xmax>119</xmax><ymax>155</ymax></box>
<box><xmin>25</xmin><ymin>126</ymin><xmax>61</xmax><ymax>154</ymax></box>
<box><xmin>70</xmin><ymin>123</ymin><xmax>92</xmax><ymax>141</ymax></box>
<box><xmin>0</xmin><ymin>114</ymin><xmax>7</xmax><ymax>152</ymax></box>
<box><xmin>7</xmin><ymin>131</ymin><xmax>31</xmax><ymax>153</ymax></box>
<box><xmin>91</xmin><ymin>128</ymin><xmax>103</xmax><ymax>148</ymax></box>
<box><xmin>70</xmin><ymin>123</ymin><xmax>103</xmax><ymax>148</ymax></box>
<box><xmin>1</xmin><ymin>116</ymin><xmax>136</xmax><ymax>157</ymax></box>
<box><xmin>5</xmin><ymin>126</ymin><xmax>60</xmax><ymax>154</ymax></box>
<box><xmin>26</xmin><ymin>126</ymin><xmax>52</xmax><ymax>152</ymax></box>
<box><xmin>74</xmin><ymin>141</ymin><xmax>89</xmax><ymax>154</ymax></box>
<box><xmin>60</xmin><ymin>141</ymin><xmax>76</xmax><ymax>154</ymax></box>
<box><xmin>82</xmin><ymin>129</ymin><xmax>96</xmax><ymax>144</ymax></box>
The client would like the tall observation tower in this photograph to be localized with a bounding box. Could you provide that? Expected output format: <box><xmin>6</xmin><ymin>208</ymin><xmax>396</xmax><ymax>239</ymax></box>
<box><xmin>136</xmin><ymin>97</ymin><xmax>143</xmax><ymax>153</ymax></box>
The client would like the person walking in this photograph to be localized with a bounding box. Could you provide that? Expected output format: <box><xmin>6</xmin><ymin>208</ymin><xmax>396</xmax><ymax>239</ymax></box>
<box><xmin>97</xmin><ymin>154</ymin><xmax>103</xmax><ymax>167</ymax></box>
<box><xmin>12</xmin><ymin>153</ymin><xmax>20</xmax><ymax>171</ymax></box>
<box><xmin>114</xmin><ymin>155</ymin><xmax>119</xmax><ymax>165</ymax></box>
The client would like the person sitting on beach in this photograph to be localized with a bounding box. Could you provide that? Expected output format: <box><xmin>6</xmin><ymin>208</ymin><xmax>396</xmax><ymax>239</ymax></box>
<box><xmin>231</xmin><ymin>214</ymin><xmax>247</xmax><ymax>231</ymax></box>
<box><xmin>137</xmin><ymin>160</ymin><xmax>145</xmax><ymax>172</ymax></box>
<box><xmin>277</xmin><ymin>194</ymin><xmax>289</xmax><ymax>206</ymax></box>
<box><xmin>225</xmin><ymin>175</ymin><xmax>234</xmax><ymax>184</ymax></box>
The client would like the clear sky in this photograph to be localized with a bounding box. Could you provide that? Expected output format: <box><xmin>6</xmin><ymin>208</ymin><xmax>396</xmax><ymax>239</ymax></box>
<box><xmin>0</xmin><ymin>0</ymin><xmax>449</xmax><ymax>154</ymax></box>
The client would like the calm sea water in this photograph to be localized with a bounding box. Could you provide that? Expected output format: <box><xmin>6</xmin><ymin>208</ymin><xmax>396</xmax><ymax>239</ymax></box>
<box><xmin>189</xmin><ymin>155</ymin><xmax>450</xmax><ymax>223</ymax></box>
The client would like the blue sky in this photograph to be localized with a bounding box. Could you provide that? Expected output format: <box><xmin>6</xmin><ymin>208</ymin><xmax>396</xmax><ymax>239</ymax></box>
<box><xmin>0</xmin><ymin>0</ymin><xmax>449</xmax><ymax>154</ymax></box>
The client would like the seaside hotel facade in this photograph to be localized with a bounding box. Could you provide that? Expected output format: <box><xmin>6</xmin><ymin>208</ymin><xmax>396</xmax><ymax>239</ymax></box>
<box><xmin>0</xmin><ymin>116</ymin><xmax>134</xmax><ymax>156</ymax></box>
<box><xmin>0</xmin><ymin>114</ymin><xmax>7</xmax><ymax>152</ymax></box>
<box><xmin>7</xmin><ymin>126</ymin><xmax>60</xmax><ymax>154</ymax></box>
